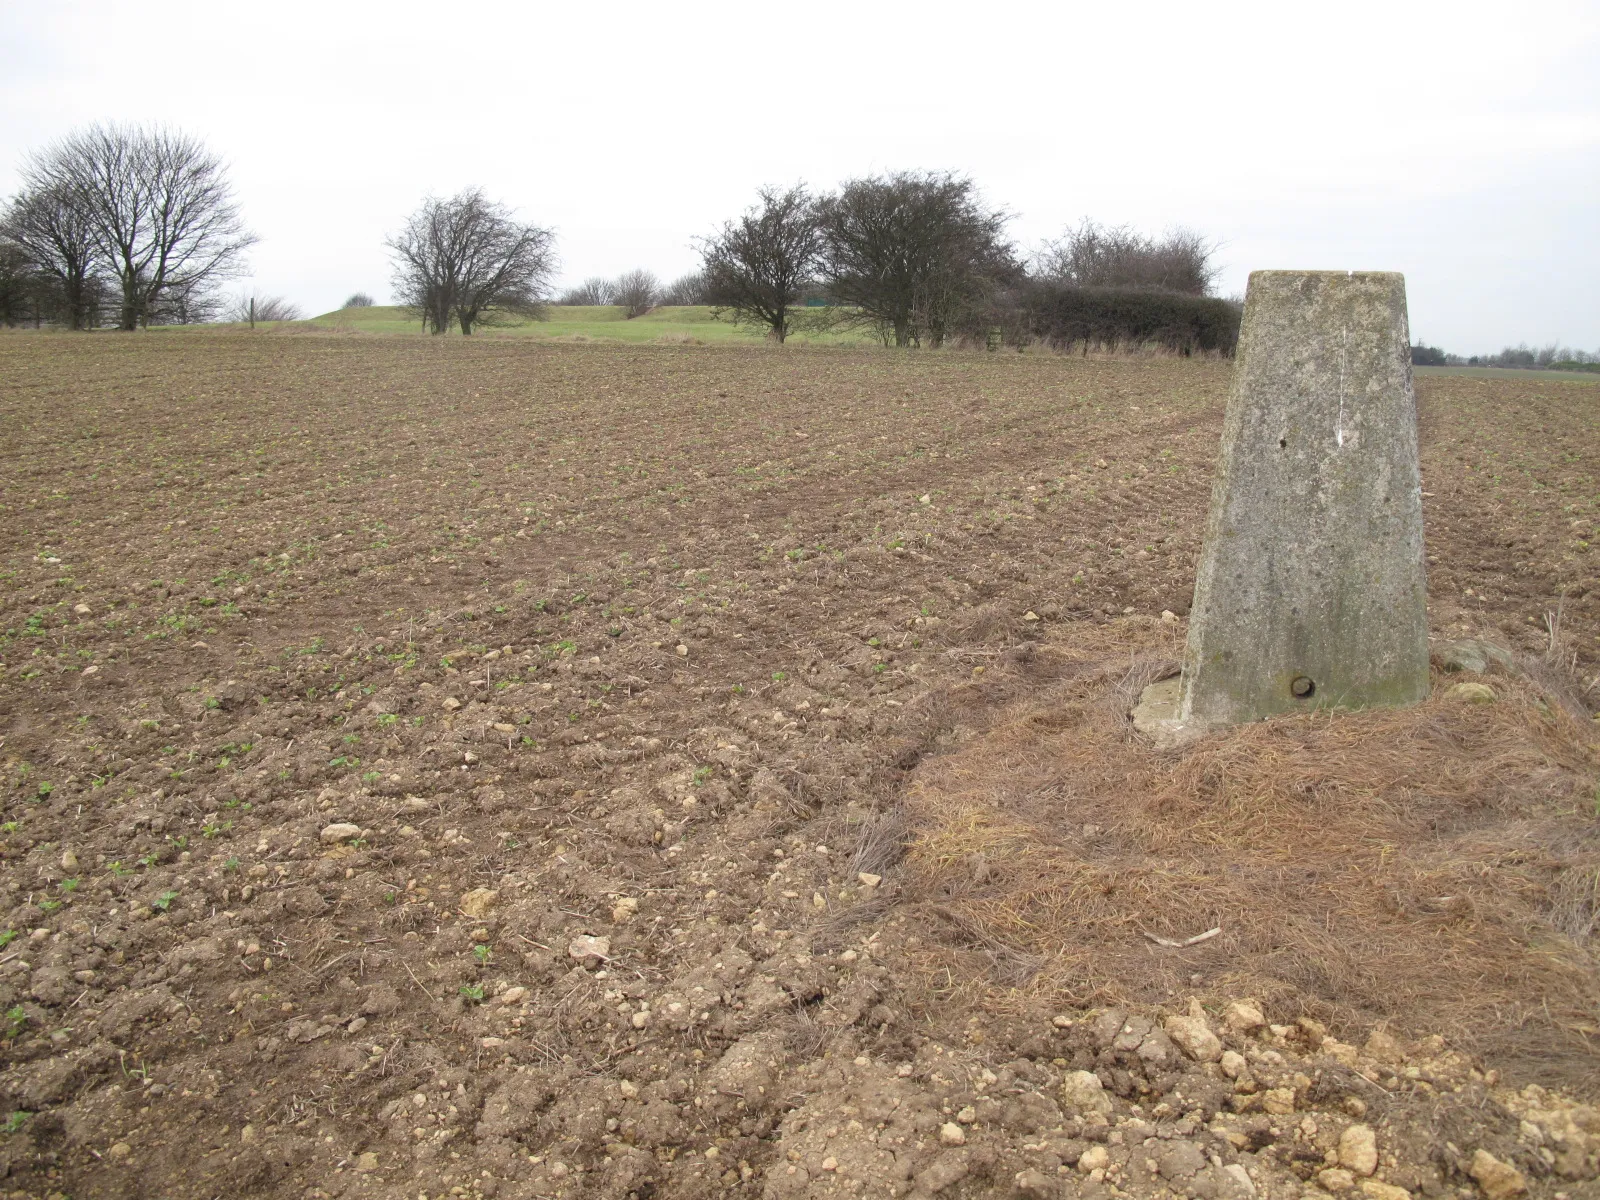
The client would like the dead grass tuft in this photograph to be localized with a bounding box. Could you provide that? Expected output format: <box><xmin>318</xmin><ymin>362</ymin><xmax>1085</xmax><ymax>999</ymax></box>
<box><xmin>900</xmin><ymin>622</ymin><xmax>1600</xmax><ymax>1092</ymax></box>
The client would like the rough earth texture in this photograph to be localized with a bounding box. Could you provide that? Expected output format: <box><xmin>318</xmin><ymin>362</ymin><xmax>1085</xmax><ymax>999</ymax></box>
<box><xmin>0</xmin><ymin>334</ymin><xmax>1595</xmax><ymax>1199</ymax></box>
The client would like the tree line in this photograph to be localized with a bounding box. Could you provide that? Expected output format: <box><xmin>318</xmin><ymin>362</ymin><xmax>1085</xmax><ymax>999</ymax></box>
<box><xmin>3</xmin><ymin>123</ymin><xmax>1232</xmax><ymax>352</ymax></box>
<box><xmin>1411</xmin><ymin>341</ymin><xmax>1600</xmax><ymax>370</ymax></box>
<box><xmin>388</xmin><ymin>173</ymin><xmax>1232</xmax><ymax>352</ymax></box>
<box><xmin>0</xmin><ymin>123</ymin><xmax>254</xmax><ymax>329</ymax></box>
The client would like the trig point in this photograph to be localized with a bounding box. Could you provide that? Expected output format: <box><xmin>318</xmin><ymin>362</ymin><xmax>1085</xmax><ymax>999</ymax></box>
<box><xmin>1173</xmin><ymin>270</ymin><xmax>1430</xmax><ymax>732</ymax></box>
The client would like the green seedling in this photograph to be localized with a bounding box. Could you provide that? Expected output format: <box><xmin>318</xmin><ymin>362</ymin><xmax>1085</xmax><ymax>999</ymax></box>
<box><xmin>224</xmin><ymin>857</ymin><xmax>241</xmax><ymax>872</ymax></box>
<box><xmin>2</xmin><ymin>1111</ymin><xmax>30</xmax><ymax>1134</ymax></box>
<box><xmin>0</xmin><ymin>931</ymin><xmax>15</xmax><ymax>949</ymax></box>
<box><xmin>5</xmin><ymin>1007</ymin><xmax>26</xmax><ymax>1038</ymax></box>
<box><xmin>152</xmin><ymin>890</ymin><xmax>179</xmax><ymax>912</ymax></box>
<box><xmin>472</xmin><ymin>944</ymin><xmax>492</xmax><ymax>966</ymax></box>
<box><xmin>458</xmin><ymin>984</ymin><xmax>485</xmax><ymax>1004</ymax></box>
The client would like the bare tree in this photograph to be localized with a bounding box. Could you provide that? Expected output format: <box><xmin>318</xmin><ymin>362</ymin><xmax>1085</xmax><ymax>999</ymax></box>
<box><xmin>225</xmin><ymin>293</ymin><xmax>304</xmax><ymax>325</ymax></box>
<box><xmin>1035</xmin><ymin>219</ymin><xmax>1219</xmax><ymax>295</ymax></box>
<box><xmin>558</xmin><ymin>277</ymin><xmax>615</xmax><ymax>305</ymax></box>
<box><xmin>21</xmin><ymin>123</ymin><xmax>256</xmax><ymax>330</ymax></box>
<box><xmin>698</xmin><ymin>185</ymin><xmax>820</xmax><ymax>342</ymax></box>
<box><xmin>0</xmin><ymin>242</ymin><xmax>41</xmax><ymax>327</ymax></box>
<box><xmin>660</xmin><ymin>272</ymin><xmax>708</xmax><ymax>306</ymax></box>
<box><xmin>150</xmin><ymin>277</ymin><xmax>226</xmax><ymax>324</ymax></box>
<box><xmin>342</xmin><ymin>292</ymin><xmax>374</xmax><ymax>308</ymax></box>
<box><xmin>387</xmin><ymin>189</ymin><xmax>556</xmax><ymax>335</ymax></box>
<box><xmin>1</xmin><ymin>183</ymin><xmax>104</xmax><ymax>329</ymax></box>
<box><xmin>817</xmin><ymin>171</ymin><xmax>1015</xmax><ymax>347</ymax></box>
<box><xmin>612</xmin><ymin>269</ymin><xmax>659</xmax><ymax>318</ymax></box>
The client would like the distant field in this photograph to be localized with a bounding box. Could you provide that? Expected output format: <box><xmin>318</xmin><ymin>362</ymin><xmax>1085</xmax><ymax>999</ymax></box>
<box><xmin>300</xmin><ymin>303</ymin><xmax>878</xmax><ymax>345</ymax></box>
<box><xmin>1416</xmin><ymin>364</ymin><xmax>1600</xmax><ymax>382</ymax></box>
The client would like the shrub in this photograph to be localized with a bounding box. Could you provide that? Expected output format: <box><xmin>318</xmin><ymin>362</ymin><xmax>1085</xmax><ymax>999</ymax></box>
<box><xmin>343</xmin><ymin>292</ymin><xmax>374</xmax><ymax>308</ymax></box>
<box><xmin>661</xmin><ymin>272</ymin><xmax>708</xmax><ymax>306</ymax></box>
<box><xmin>612</xmin><ymin>269</ymin><xmax>660</xmax><ymax>319</ymax></box>
<box><xmin>1020</xmin><ymin>282</ymin><xmax>1240</xmax><ymax>356</ymax></box>
<box><xmin>558</xmin><ymin>277</ymin><xmax>614</xmax><ymax>306</ymax></box>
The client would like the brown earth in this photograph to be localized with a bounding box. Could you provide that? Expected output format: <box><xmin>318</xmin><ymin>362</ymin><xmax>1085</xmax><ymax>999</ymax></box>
<box><xmin>0</xmin><ymin>333</ymin><xmax>1596</xmax><ymax>1200</ymax></box>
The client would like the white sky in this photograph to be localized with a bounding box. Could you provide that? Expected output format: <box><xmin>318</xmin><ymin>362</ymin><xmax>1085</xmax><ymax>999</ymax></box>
<box><xmin>4</xmin><ymin>1</ymin><xmax>1597</xmax><ymax>354</ymax></box>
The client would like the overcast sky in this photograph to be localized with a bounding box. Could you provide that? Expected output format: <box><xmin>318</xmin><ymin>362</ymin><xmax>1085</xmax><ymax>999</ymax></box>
<box><xmin>4</xmin><ymin>1</ymin><xmax>1596</xmax><ymax>353</ymax></box>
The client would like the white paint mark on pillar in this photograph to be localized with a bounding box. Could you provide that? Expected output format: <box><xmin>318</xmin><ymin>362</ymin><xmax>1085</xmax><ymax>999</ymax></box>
<box><xmin>1336</xmin><ymin>326</ymin><xmax>1348</xmax><ymax>448</ymax></box>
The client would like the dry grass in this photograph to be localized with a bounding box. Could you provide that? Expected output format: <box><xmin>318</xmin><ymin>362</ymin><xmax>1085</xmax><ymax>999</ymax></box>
<box><xmin>900</xmin><ymin>619</ymin><xmax>1600</xmax><ymax>1092</ymax></box>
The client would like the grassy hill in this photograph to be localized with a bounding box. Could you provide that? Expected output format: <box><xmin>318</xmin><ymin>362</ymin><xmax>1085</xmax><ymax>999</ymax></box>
<box><xmin>301</xmin><ymin>304</ymin><xmax>875</xmax><ymax>345</ymax></box>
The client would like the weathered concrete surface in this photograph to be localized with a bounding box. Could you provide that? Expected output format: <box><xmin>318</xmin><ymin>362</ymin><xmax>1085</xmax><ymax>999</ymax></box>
<box><xmin>1131</xmin><ymin>676</ymin><xmax>1205</xmax><ymax>750</ymax></box>
<box><xmin>1179</xmin><ymin>271</ymin><xmax>1429</xmax><ymax>727</ymax></box>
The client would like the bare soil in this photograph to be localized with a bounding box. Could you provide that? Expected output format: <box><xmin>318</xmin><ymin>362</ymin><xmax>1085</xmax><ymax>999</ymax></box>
<box><xmin>0</xmin><ymin>333</ymin><xmax>1596</xmax><ymax>1200</ymax></box>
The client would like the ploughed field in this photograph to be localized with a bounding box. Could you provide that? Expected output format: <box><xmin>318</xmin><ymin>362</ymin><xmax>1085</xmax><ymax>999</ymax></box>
<box><xmin>0</xmin><ymin>333</ymin><xmax>1596</xmax><ymax>1200</ymax></box>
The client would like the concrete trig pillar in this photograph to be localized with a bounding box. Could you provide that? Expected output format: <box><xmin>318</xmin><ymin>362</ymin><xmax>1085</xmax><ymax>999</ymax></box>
<box><xmin>1176</xmin><ymin>270</ymin><xmax>1429</xmax><ymax>728</ymax></box>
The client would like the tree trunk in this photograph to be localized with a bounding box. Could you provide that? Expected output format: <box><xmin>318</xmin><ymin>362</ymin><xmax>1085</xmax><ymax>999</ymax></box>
<box><xmin>774</xmin><ymin>304</ymin><xmax>787</xmax><ymax>344</ymax></box>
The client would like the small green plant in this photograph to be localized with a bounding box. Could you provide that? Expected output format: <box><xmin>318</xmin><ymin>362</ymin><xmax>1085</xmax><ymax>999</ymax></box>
<box><xmin>137</xmin><ymin>853</ymin><xmax>156</xmax><ymax>868</ymax></box>
<box><xmin>120</xmin><ymin>1056</ymin><xmax>150</xmax><ymax>1083</ymax></box>
<box><xmin>0</xmin><ymin>822</ymin><xmax>17</xmax><ymax>835</ymax></box>
<box><xmin>377</xmin><ymin>713</ymin><xmax>399</xmax><ymax>727</ymax></box>
<box><xmin>5</xmin><ymin>1007</ymin><xmax>27</xmax><ymax>1038</ymax></box>
<box><xmin>362</xmin><ymin>771</ymin><xmax>380</xmax><ymax>784</ymax></box>
<box><xmin>771</xmin><ymin>671</ymin><xmax>786</xmax><ymax>682</ymax></box>
<box><xmin>152</xmin><ymin>889</ymin><xmax>179</xmax><ymax>912</ymax></box>
<box><xmin>2</xmin><ymin>1111</ymin><xmax>30</xmax><ymax>1134</ymax></box>
<box><xmin>458</xmin><ymin>984</ymin><xmax>485</xmax><ymax>1004</ymax></box>
<box><xmin>108</xmin><ymin>861</ymin><xmax>131</xmax><ymax>878</ymax></box>
<box><xmin>35</xmin><ymin>782</ymin><xmax>52</xmax><ymax>799</ymax></box>
<box><xmin>472</xmin><ymin>944</ymin><xmax>492</xmax><ymax>966</ymax></box>
<box><xmin>60</xmin><ymin>877</ymin><xmax>78</xmax><ymax>893</ymax></box>
<box><xmin>38</xmin><ymin>900</ymin><xmax>60</xmax><ymax>913</ymax></box>
<box><xmin>223</xmin><ymin>857</ymin><xmax>241</xmax><ymax>872</ymax></box>
<box><xmin>692</xmin><ymin>766</ymin><xmax>712</xmax><ymax>785</ymax></box>
<box><xmin>0</xmin><ymin>931</ymin><xmax>15</xmax><ymax>949</ymax></box>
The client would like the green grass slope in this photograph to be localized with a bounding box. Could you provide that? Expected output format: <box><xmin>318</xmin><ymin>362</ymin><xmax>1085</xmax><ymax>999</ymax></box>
<box><xmin>302</xmin><ymin>304</ymin><xmax>874</xmax><ymax>345</ymax></box>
